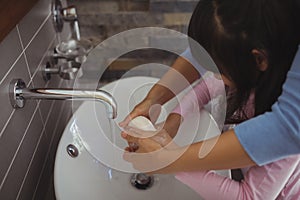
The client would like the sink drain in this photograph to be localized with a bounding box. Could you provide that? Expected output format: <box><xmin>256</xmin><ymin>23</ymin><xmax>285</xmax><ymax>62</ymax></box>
<box><xmin>130</xmin><ymin>173</ymin><xmax>154</xmax><ymax>190</ymax></box>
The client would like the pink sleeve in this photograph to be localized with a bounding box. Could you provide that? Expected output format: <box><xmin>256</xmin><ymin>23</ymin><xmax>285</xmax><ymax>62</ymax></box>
<box><xmin>172</xmin><ymin>76</ymin><xmax>224</xmax><ymax>118</ymax></box>
<box><xmin>175</xmin><ymin>155</ymin><xmax>300</xmax><ymax>199</ymax></box>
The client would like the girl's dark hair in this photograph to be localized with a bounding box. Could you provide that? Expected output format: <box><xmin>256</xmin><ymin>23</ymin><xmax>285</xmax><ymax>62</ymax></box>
<box><xmin>188</xmin><ymin>0</ymin><xmax>300</xmax><ymax>123</ymax></box>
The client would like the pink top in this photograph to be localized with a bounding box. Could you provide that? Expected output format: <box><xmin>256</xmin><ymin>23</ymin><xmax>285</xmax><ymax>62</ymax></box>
<box><xmin>172</xmin><ymin>74</ymin><xmax>300</xmax><ymax>199</ymax></box>
<box><xmin>172</xmin><ymin>74</ymin><xmax>226</xmax><ymax>119</ymax></box>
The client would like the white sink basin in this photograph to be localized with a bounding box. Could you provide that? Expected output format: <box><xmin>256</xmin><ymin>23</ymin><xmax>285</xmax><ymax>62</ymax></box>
<box><xmin>54</xmin><ymin>76</ymin><xmax>230</xmax><ymax>200</ymax></box>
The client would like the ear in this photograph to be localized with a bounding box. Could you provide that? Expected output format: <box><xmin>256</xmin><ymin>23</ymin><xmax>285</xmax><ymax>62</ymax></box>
<box><xmin>251</xmin><ymin>49</ymin><xmax>268</xmax><ymax>71</ymax></box>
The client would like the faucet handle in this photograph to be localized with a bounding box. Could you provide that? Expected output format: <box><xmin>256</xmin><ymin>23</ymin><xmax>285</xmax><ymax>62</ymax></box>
<box><xmin>43</xmin><ymin>61</ymin><xmax>83</xmax><ymax>81</ymax></box>
<box><xmin>62</xmin><ymin>6</ymin><xmax>78</xmax><ymax>22</ymax></box>
<box><xmin>52</xmin><ymin>0</ymin><xmax>64</xmax><ymax>32</ymax></box>
<box><xmin>52</xmin><ymin>0</ymin><xmax>79</xmax><ymax>32</ymax></box>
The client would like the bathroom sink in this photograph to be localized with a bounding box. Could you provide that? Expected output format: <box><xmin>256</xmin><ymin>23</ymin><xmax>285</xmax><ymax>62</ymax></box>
<box><xmin>54</xmin><ymin>76</ymin><xmax>230</xmax><ymax>200</ymax></box>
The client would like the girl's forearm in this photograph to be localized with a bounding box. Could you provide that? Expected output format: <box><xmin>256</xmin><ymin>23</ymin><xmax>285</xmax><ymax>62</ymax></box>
<box><xmin>145</xmin><ymin>56</ymin><xmax>200</xmax><ymax>105</ymax></box>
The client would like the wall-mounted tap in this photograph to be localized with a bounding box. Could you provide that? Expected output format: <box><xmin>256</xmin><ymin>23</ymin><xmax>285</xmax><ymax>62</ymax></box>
<box><xmin>51</xmin><ymin>0</ymin><xmax>93</xmax><ymax>60</ymax></box>
<box><xmin>9</xmin><ymin>79</ymin><xmax>117</xmax><ymax>119</ymax></box>
<box><xmin>52</xmin><ymin>0</ymin><xmax>94</xmax><ymax>55</ymax></box>
<box><xmin>45</xmin><ymin>38</ymin><xmax>92</xmax><ymax>81</ymax></box>
<box><xmin>43</xmin><ymin>60</ymin><xmax>83</xmax><ymax>81</ymax></box>
<box><xmin>52</xmin><ymin>0</ymin><xmax>80</xmax><ymax>41</ymax></box>
<box><xmin>61</xmin><ymin>6</ymin><xmax>81</xmax><ymax>41</ymax></box>
<box><xmin>54</xmin><ymin>38</ymin><xmax>92</xmax><ymax>62</ymax></box>
<box><xmin>49</xmin><ymin>0</ymin><xmax>93</xmax><ymax>81</ymax></box>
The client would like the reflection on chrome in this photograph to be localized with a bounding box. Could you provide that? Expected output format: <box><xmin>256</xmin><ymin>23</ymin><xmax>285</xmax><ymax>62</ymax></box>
<box><xmin>9</xmin><ymin>79</ymin><xmax>117</xmax><ymax>119</ymax></box>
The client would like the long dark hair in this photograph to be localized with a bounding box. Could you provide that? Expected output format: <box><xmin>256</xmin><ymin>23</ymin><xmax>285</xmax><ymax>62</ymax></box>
<box><xmin>188</xmin><ymin>0</ymin><xmax>300</xmax><ymax>123</ymax></box>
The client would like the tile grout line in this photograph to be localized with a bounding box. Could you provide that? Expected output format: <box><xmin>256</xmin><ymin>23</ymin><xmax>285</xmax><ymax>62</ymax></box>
<box><xmin>0</xmin><ymin>31</ymin><xmax>53</xmax><ymax>139</ymax></box>
<box><xmin>38</xmin><ymin>96</ymin><xmax>55</xmax><ymax>135</ymax></box>
<box><xmin>23</xmin><ymin>53</ymin><xmax>33</xmax><ymax>85</ymax></box>
<box><xmin>16</xmin><ymin>115</ymin><xmax>49</xmax><ymax>200</ymax></box>
<box><xmin>0</xmin><ymin>104</ymin><xmax>39</xmax><ymax>191</ymax></box>
<box><xmin>35</xmin><ymin>101</ymin><xmax>45</xmax><ymax>128</ymax></box>
<box><xmin>27</xmin><ymin>27</ymin><xmax>56</xmax><ymax>126</ymax></box>
<box><xmin>23</xmin><ymin>12</ymin><xmax>52</xmax><ymax>52</ymax></box>
<box><xmin>42</xmin><ymin>79</ymin><xmax>64</xmax><ymax>134</ymax></box>
<box><xmin>0</xmin><ymin>9</ymin><xmax>60</xmax><ymax>198</ymax></box>
<box><xmin>0</xmin><ymin>25</ymin><xmax>26</xmax><ymax>85</ymax></box>
<box><xmin>41</xmin><ymin>100</ymin><xmax>55</xmax><ymax>127</ymax></box>
<box><xmin>16</xmin><ymin>26</ymin><xmax>25</xmax><ymax>53</ymax></box>
<box><xmin>28</xmin><ymin>35</ymin><xmax>56</xmax><ymax>86</ymax></box>
<box><xmin>31</xmin><ymin>79</ymin><xmax>64</xmax><ymax>198</ymax></box>
<box><xmin>38</xmin><ymin>106</ymin><xmax>46</xmax><ymax>127</ymax></box>
<box><xmin>0</xmin><ymin>52</ymin><xmax>24</xmax><ymax>86</ymax></box>
<box><xmin>0</xmin><ymin>110</ymin><xmax>16</xmax><ymax>139</ymax></box>
<box><xmin>37</xmin><ymin>79</ymin><xmax>61</xmax><ymax>132</ymax></box>
<box><xmin>0</xmin><ymin>12</ymin><xmax>50</xmax><ymax>86</ymax></box>
<box><xmin>18</xmin><ymin>14</ymin><xmax>56</xmax><ymax>126</ymax></box>
<box><xmin>16</xmin><ymin>26</ymin><xmax>33</xmax><ymax>80</ymax></box>
<box><xmin>32</xmin><ymin>101</ymin><xmax>67</xmax><ymax>199</ymax></box>
<box><xmin>35</xmin><ymin>78</ymin><xmax>56</xmax><ymax>132</ymax></box>
<box><xmin>1</xmin><ymin>23</ymin><xmax>50</xmax><ymax>136</ymax></box>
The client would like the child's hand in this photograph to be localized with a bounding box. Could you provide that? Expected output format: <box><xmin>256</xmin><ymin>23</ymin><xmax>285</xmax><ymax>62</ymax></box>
<box><xmin>122</xmin><ymin>136</ymin><xmax>169</xmax><ymax>173</ymax></box>
<box><xmin>119</xmin><ymin>99</ymin><xmax>161</xmax><ymax>128</ymax></box>
<box><xmin>122</xmin><ymin>128</ymin><xmax>182</xmax><ymax>173</ymax></box>
<box><xmin>121</xmin><ymin>125</ymin><xmax>178</xmax><ymax>151</ymax></box>
<box><xmin>121</xmin><ymin>113</ymin><xmax>183</xmax><ymax>152</ymax></box>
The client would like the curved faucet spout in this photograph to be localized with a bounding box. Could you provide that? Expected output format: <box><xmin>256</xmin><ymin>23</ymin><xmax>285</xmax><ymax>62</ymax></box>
<box><xmin>9</xmin><ymin>79</ymin><xmax>117</xmax><ymax>119</ymax></box>
<box><xmin>23</xmin><ymin>88</ymin><xmax>117</xmax><ymax>119</ymax></box>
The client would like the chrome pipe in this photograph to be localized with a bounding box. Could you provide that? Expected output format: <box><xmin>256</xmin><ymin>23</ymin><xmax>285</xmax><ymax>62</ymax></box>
<box><xmin>10</xmin><ymin>79</ymin><xmax>117</xmax><ymax>119</ymax></box>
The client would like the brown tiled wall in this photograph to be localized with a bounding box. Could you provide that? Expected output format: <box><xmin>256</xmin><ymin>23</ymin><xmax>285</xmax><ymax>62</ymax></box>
<box><xmin>0</xmin><ymin>0</ymin><xmax>72</xmax><ymax>199</ymax></box>
<box><xmin>67</xmin><ymin>0</ymin><xmax>197</xmax><ymax>82</ymax></box>
<box><xmin>69</xmin><ymin>0</ymin><xmax>197</xmax><ymax>40</ymax></box>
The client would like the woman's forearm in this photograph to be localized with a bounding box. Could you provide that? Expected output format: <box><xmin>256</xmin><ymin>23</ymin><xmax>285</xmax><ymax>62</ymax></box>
<box><xmin>157</xmin><ymin>129</ymin><xmax>255</xmax><ymax>173</ymax></box>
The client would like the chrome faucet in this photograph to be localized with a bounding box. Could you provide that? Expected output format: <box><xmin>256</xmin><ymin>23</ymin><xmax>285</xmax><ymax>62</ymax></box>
<box><xmin>52</xmin><ymin>0</ymin><xmax>81</xmax><ymax>40</ymax></box>
<box><xmin>9</xmin><ymin>79</ymin><xmax>117</xmax><ymax>119</ymax></box>
<box><xmin>49</xmin><ymin>0</ymin><xmax>93</xmax><ymax>81</ymax></box>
